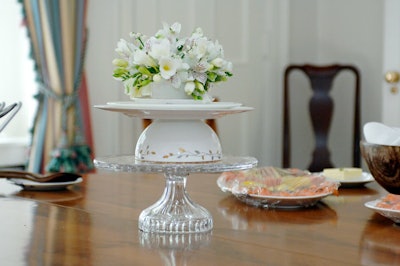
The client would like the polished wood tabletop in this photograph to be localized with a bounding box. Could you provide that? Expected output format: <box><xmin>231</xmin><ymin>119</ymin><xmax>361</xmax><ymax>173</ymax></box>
<box><xmin>1</xmin><ymin>171</ymin><xmax>399</xmax><ymax>266</ymax></box>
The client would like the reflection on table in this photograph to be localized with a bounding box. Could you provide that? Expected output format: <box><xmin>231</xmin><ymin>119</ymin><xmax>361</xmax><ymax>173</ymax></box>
<box><xmin>0</xmin><ymin>171</ymin><xmax>399</xmax><ymax>265</ymax></box>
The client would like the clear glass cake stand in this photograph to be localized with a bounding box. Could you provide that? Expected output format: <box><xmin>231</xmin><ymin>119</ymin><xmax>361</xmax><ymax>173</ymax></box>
<box><xmin>94</xmin><ymin>155</ymin><xmax>257</xmax><ymax>233</ymax></box>
<box><xmin>93</xmin><ymin>101</ymin><xmax>256</xmax><ymax>233</ymax></box>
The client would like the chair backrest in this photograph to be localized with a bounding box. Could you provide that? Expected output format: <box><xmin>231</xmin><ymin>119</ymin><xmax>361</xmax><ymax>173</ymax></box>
<box><xmin>283</xmin><ymin>64</ymin><xmax>361</xmax><ymax>172</ymax></box>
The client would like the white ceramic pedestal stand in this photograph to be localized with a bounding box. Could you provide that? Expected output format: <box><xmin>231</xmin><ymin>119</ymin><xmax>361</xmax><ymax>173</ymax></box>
<box><xmin>94</xmin><ymin>102</ymin><xmax>256</xmax><ymax>234</ymax></box>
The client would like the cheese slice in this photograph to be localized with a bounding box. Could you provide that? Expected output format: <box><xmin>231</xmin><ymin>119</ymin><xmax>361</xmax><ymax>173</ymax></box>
<box><xmin>323</xmin><ymin>168</ymin><xmax>362</xmax><ymax>180</ymax></box>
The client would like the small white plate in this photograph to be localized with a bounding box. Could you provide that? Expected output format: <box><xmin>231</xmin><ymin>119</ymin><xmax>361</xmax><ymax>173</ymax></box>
<box><xmin>8</xmin><ymin>177</ymin><xmax>83</xmax><ymax>191</ymax></box>
<box><xmin>335</xmin><ymin>172</ymin><xmax>375</xmax><ymax>188</ymax></box>
<box><xmin>106</xmin><ymin>101</ymin><xmax>243</xmax><ymax>110</ymax></box>
<box><xmin>365</xmin><ymin>199</ymin><xmax>400</xmax><ymax>224</ymax></box>
<box><xmin>129</xmin><ymin>98</ymin><xmax>212</xmax><ymax>104</ymax></box>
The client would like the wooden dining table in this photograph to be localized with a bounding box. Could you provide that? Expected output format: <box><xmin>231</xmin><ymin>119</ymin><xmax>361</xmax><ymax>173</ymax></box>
<box><xmin>0</xmin><ymin>170</ymin><xmax>399</xmax><ymax>266</ymax></box>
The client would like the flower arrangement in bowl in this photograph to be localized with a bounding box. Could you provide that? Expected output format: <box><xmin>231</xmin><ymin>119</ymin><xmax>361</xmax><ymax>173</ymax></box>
<box><xmin>112</xmin><ymin>22</ymin><xmax>233</xmax><ymax>101</ymax></box>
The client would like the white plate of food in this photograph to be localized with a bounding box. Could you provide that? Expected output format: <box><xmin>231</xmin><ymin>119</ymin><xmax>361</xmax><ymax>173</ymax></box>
<box><xmin>324</xmin><ymin>172</ymin><xmax>375</xmax><ymax>188</ymax></box>
<box><xmin>217</xmin><ymin>166</ymin><xmax>340</xmax><ymax>209</ymax></box>
<box><xmin>8</xmin><ymin>177</ymin><xmax>83</xmax><ymax>191</ymax></box>
<box><xmin>321</xmin><ymin>168</ymin><xmax>374</xmax><ymax>188</ymax></box>
<box><xmin>365</xmin><ymin>194</ymin><xmax>400</xmax><ymax>224</ymax></box>
<box><xmin>337</xmin><ymin>172</ymin><xmax>374</xmax><ymax>187</ymax></box>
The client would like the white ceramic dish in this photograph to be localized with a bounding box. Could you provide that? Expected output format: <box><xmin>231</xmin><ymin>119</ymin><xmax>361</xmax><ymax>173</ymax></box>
<box><xmin>107</xmin><ymin>100</ymin><xmax>242</xmax><ymax>110</ymax></box>
<box><xmin>94</xmin><ymin>104</ymin><xmax>253</xmax><ymax>119</ymax></box>
<box><xmin>8</xmin><ymin>177</ymin><xmax>83</xmax><ymax>191</ymax></box>
<box><xmin>327</xmin><ymin>172</ymin><xmax>375</xmax><ymax>188</ymax></box>
<box><xmin>365</xmin><ymin>199</ymin><xmax>400</xmax><ymax>224</ymax></box>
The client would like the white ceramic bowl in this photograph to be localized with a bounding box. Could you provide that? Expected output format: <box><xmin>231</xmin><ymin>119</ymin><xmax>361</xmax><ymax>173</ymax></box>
<box><xmin>135</xmin><ymin>119</ymin><xmax>222</xmax><ymax>163</ymax></box>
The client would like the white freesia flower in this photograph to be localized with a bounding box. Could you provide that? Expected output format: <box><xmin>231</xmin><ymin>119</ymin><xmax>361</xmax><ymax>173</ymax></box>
<box><xmin>115</xmin><ymin>39</ymin><xmax>134</xmax><ymax>59</ymax></box>
<box><xmin>225</xmin><ymin>61</ymin><xmax>233</xmax><ymax>72</ymax></box>
<box><xmin>149</xmin><ymin>38</ymin><xmax>171</xmax><ymax>60</ymax></box>
<box><xmin>112</xmin><ymin>22</ymin><xmax>233</xmax><ymax>100</ymax></box>
<box><xmin>191</xmin><ymin>27</ymin><xmax>203</xmax><ymax>39</ymax></box>
<box><xmin>133</xmin><ymin>49</ymin><xmax>155</xmax><ymax>67</ymax></box>
<box><xmin>170</xmin><ymin>22</ymin><xmax>181</xmax><ymax>35</ymax></box>
<box><xmin>207</xmin><ymin>41</ymin><xmax>223</xmax><ymax>60</ymax></box>
<box><xmin>112</xmin><ymin>58</ymin><xmax>128</xmax><ymax>67</ymax></box>
<box><xmin>211</xmin><ymin>58</ymin><xmax>224</xmax><ymax>68</ymax></box>
<box><xmin>184</xmin><ymin>81</ymin><xmax>195</xmax><ymax>94</ymax></box>
<box><xmin>153</xmin><ymin>74</ymin><xmax>162</xmax><ymax>82</ymax></box>
<box><xmin>159</xmin><ymin>57</ymin><xmax>178</xmax><ymax>79</ymax></box>
<box><xmin>156</xmin><ymin>22</ymin><xmax>181</xmax><ymax>39</ymax></box>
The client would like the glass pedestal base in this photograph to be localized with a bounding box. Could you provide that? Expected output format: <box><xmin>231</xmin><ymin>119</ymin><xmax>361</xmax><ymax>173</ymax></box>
<box><xmin>94</xmin><ymin>155</ymin><xmax>258</xmax><ymax>234</ymax></box>
<box><xmin>139</xmin><ymin>173</ymin><xmax>212</xmax><ymax>233</ymax></box>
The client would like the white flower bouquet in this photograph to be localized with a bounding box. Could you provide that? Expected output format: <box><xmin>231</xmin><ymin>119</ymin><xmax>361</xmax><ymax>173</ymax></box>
<box><xmin>112</xmin><ymin>22</ymin><xmax>233</xmax><ymax>100</ymax></box>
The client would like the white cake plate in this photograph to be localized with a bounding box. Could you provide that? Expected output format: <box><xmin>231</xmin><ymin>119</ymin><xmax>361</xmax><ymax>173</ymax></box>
<box><xmin>93</xmin><ymin>101</ymin><xmax>253</xmax><ymax>119</ymax></box>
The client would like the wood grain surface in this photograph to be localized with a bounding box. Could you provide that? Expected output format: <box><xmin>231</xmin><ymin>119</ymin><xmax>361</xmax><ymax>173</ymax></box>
<box><xmin>0</xmin><ymin>171</ymin><xmax>399</xmax><ymax>266</ymax></box>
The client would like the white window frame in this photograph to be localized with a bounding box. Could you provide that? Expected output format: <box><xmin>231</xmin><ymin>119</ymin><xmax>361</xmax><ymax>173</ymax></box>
<box><xmin>0</xmin><ymin>0</ymin><xmax>36</xmax><ymax>167</ymax></box>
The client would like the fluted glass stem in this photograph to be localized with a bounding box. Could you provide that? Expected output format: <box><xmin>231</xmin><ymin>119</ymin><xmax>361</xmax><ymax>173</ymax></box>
<box><xmin>138</xmin><ymin>173</ymin><xmax>213</xmax><ymax>233</ymax></box>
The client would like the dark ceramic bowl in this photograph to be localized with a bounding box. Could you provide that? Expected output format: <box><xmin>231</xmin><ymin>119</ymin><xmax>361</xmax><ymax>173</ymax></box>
<box><xmin>360</xmin><ymin>141</ymin><xmax>400</xmax><ymax>194</ymax></box>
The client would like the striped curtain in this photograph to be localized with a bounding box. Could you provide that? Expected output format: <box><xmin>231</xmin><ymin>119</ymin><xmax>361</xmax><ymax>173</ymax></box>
<box><xmin>19</xmin><ymin>0</ymin><xmax>94</xmax><ymax>173</ymax></box>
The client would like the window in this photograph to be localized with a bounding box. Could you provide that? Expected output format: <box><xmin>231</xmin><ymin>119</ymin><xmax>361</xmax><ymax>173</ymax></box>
<box><xmin>1</xmin><ymin>0</ymin><xmax>36</xmax><ymax>139</ymax></box>
<box><xmin>0</xmin><ymin>0</ymin><xmax>37</xmax><ymax>167</ymax></box>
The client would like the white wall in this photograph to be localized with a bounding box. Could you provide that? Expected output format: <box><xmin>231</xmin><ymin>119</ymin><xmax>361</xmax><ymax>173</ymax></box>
<box><xmin>287</xmin><ymin>0</ymin><xmax>383</xmax><ymax>169</ymax></box>
<box><xmin>86</xmin><ymin>0</ymin><xmax>384</xmax><ymax>169</ymax></box>
<box><xmin>86</xmin><ymin>0</ymin><xmax>286</xmax><ymax>167</ymax></box>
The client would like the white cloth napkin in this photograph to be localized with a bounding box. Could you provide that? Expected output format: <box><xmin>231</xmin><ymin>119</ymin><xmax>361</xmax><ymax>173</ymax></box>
<box><xmin>363</xmin><ymin>122</ymin><xmax>400</xmax><ymax>146</ymax></box>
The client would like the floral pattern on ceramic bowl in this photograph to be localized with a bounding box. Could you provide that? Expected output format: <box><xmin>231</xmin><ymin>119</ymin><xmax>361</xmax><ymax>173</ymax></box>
<box><xmin>135</xmin><ymin>119</ymin><xmax>222</xmax><ymax>163</ymax></box>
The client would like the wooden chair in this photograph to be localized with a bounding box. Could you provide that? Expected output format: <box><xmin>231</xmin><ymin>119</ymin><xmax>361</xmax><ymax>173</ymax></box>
<box><xmin>283</xmin><ymin>64</ymin><xmax>361</xmax><ymax>172</ymax></box>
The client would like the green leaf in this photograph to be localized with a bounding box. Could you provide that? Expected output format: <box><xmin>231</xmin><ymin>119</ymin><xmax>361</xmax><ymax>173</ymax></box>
<box><xmin>215</xmin><ymin>75</ymin><xmax>227</xmax><ymax>82</ymax></box>
<box><xmin>138</xmin><ymin>66</ymin><xmax>152</xmax><ymax>76</ymax></box>
<box><xmin>113</xmin><ymin>67</ymin><xmax>128</xmax><ymax>77</ymax></box>
<box><xmin>207</xmin><ymin>72</ymin><xmax>217</xmax><ymax>82</ymax></box>
<box><xmin>148</xmin><ymin>66</ymin><xmax>159</xmax><ymax>74</ymax></box>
